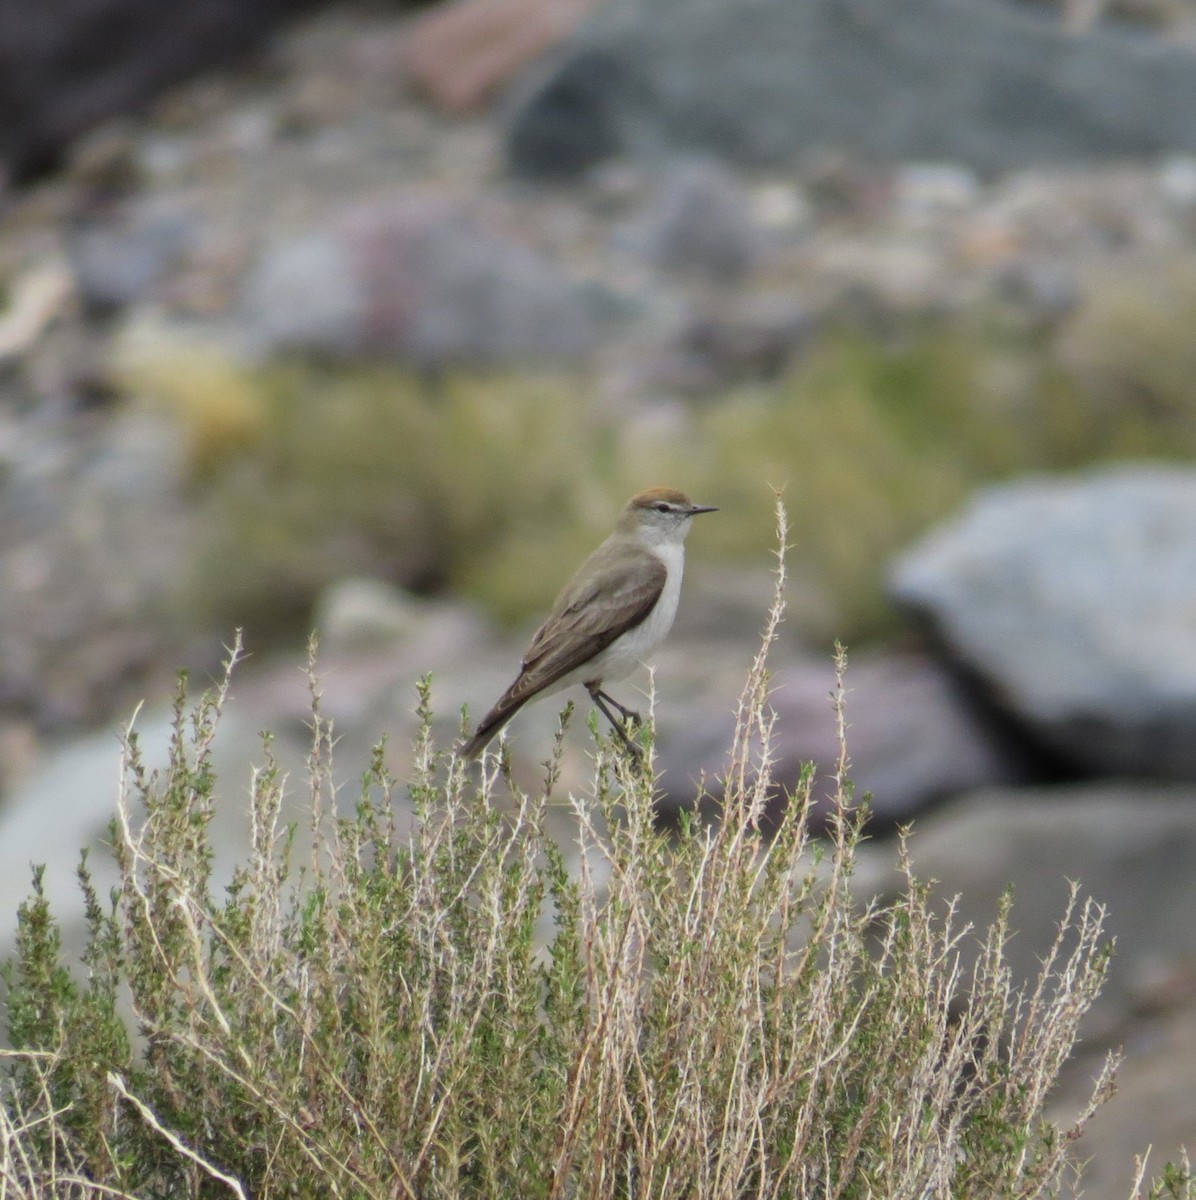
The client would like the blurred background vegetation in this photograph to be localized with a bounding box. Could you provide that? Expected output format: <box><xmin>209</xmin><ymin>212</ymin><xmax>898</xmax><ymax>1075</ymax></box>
<box><xmin>112</xmin><ymin>265</ymin><xmax>1196</xmax><ymax>646</ymax></box>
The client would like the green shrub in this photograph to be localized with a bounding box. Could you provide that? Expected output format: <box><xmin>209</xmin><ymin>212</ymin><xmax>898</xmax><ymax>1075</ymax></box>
<box><xmin>1053</xmin><ymin>262</ymin><xmax>1196</xmax><ymax>458</ymax></box>
<box><xmin>2</xmin><ymin>502</ymin><xmax>1190</xmax><ymax>1199</ymax></box>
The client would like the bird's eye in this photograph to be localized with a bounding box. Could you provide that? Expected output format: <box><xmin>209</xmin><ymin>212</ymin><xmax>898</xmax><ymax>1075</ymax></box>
<box><xmin>653</xmin><ymin>502</ymin><xmax>670</xmax><ymax>512</ymax></box>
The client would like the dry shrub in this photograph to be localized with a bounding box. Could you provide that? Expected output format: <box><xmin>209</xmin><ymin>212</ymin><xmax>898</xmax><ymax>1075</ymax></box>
<box><xmin>2</xmin><ymin>500</ymin><xmax>1190</xmax><ymax>1199</ymax></box>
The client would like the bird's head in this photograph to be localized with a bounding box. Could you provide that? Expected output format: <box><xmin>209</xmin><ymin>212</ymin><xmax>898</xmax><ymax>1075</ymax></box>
<box><xmin>619</xmin><ymin>487</ymin><xmax>718</xmax><ymax>545</ymax></box>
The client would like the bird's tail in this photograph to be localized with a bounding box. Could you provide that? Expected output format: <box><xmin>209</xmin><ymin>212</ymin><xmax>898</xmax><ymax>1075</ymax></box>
<box><xmin>460</xmin><ymin>692</ymin><xmax>527</xmax><ymax>760</ymax></box>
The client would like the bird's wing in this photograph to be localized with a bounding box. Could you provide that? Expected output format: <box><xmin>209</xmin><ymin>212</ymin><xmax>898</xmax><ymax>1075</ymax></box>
<box><xmin>461</xmin><ymin>545</ymin><xmax>666</xmax><ymax>757</ymax></box>
<box><xmin>506</xmin><ymin>545</ymin><xmax>667</xmax><ymax>705</ymax></box>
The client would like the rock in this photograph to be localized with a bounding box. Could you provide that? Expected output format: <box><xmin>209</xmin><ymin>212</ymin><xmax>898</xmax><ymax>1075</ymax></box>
<box><xmin>630</xmin><ymin>159</ymin><xmax>766</xmax><ymax>284</ymax></box>
<box><xmin>1052</xmin><ymin>982</ymin><xmax>1196</xmax><ymax>1200</ymax></box>
<box><xmin>0</xmin><ymin>691</ymin><xmax>342</xmax><ymax>974</ymax></box>
<box><xmin>858</xmin><ymin>783</ymin><xmax>1196</xmax><ymax>1037</ymax></box>
<box><xmin>0</xmin><ymin>603</ymin><xmax>531</xmax><ymax>973</ymax></box>
<box><xmin>0</xmin><ymin>715</ymin><xmax>174</xmax><ymax>965</ymax></box>
<box><xmin>663</xmin><ymin>293</ymin><xmax>816</xmax><ymax>390</ymax></box>
<box><xmin>313</xmin><ymin>577</ymin><xmax>431</xmax><ymax>654</ymax></box>
<box><xmin>632</xmin><ymin>290</ymin><xmax>817</xmax><ymax>394</ymax></box>
<box><xmin>66</xmin><ymin>211</ymin><xmax>194</xmax><ymax>312</ymax></box>
<box><xmin>853</xmin><ymin>780</ymin><xmax>1196</xmax><ymax>1199</ymax></box>
<box><xmin>399</xmin><ymin>0</ymin><xmax>597</xmax><ymax>114</ymax></box>
<box><xmin>1021</xmin><ymin>0</ymin><xmax>1196</xmax><ymax>32</ymax></box>
<box><xmin>892</xmin><ymin>162</ymin><xmax>983</xmax><ymax>221</ymax></box>
<box><xmin>506</xmin><ymin>49</ymin><xmax>654</xmax><ymax>180</ymax></box>
<box><xmin>0</xmin><ymin>408</ymin><xmax>195</xmax><ymax>729</ymax></box>
<box><xmin>653</xmin><ymin>652</ymin><xmax>1025</xmax><ymax>832</ymax></box>
<box><xmin>1158</xmin><ymin>154</ymin><xmax>1196</xmax><ymax>209</ymax></box>
<box><xmin>0</xmin><ymin>261</ymin><xmax>76</xmax><ymax>362</ymax></box>
<box><xmin>890</xmin><ymin>465</ymin><xmax>1196</xmax><ymax>777</ymax></box>
<box><xmin>240</xmin><ymin>232</ymin><xmax>364</xmax><ymax>357</ymax></box>
<box><xmin>0</xmin><ymin>0</ymin><xmax>324</xmax><ymax>183</ymax></box>
<box><xmin>990</xmin><ymin>257</ymin><xmax>1080</xmax><ymax>328</ymax></box>
<box><xmin>507</xmin><ymin>0</ymin><xmax>1196</xmax><ymax>180</ymax></box>
<box><xmin>241</xmin><ymin>195</ymin><xmax>613</xmax><ymax>366</ymax></box>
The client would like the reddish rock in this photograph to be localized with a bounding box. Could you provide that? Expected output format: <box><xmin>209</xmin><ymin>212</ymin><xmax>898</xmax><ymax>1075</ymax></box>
<box><xmin>399</xmin><ymin>0</ymin><xmax>597</xmax><ymax>114</ymax></box>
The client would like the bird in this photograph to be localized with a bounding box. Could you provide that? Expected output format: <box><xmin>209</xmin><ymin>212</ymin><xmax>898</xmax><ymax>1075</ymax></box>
<box><xmin>462</xmin><ymin>486</ymin><xmax>718</xmax><ymax>760</ymax></box>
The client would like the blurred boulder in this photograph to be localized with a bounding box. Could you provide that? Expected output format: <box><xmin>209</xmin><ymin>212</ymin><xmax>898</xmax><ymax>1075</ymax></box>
<box><xmin>242</xmin><ymin>195</ymin><xmax>614</xmax><ymax>366</ymax></box>
<box><xmin>890</xmin><ymin>465</ymin><xmax>1196</xmax><ymax>777</ymax></box>
<box><xmin>654</xmin><ymin>653</ymin><xmax>1025</xmax><ymax>831</ymax></box>
<box><xmin>859</xmin><ymin>783</ymin><xmax>1196</xmax><ymax>1034</ymax></box>
<box><xmin>240</xmin><ymin>232</ymin><xmax>364</xmax><ymax>357</ymax></box>
<box><xmin>990</xmin><ymin>257</ymin><xmax>1081</xmax><ymax>330</ymax></box>
<box><xmin>508</xmin><ymin>0</ymin><xmax>1196</xmax><ymax>179</ymax></box>
<box><xmin>655</xmin><ymin>293</ymin><xmax>816</xmax><ymax>391</ymax></box>
<box><xmin>632</xmin><ymin>159</ymin><xmax>766</xmax><ymax>284</ymax></box>
<box><xmin>891</xmin><ymin>162</ymin><xmax>983</xmax><ymax>219</ymax></box>
<box><xmin>861</xmin><ymin>782</ymin><xmax>1196</xmax><ymax>1200</ymax></box>
<box><xmin>1053</xmin><ymin>974</ymin><xmax>1196</xmax><ymax>1200</ymax></box>
<box><xmin>507</xmin><ymin>49</ymin><xmax>654</xmax><ymax>180</ymax></box>
<box><xmin>313</xmin><ymin>577</ymin><xmax>432</xmax><ymax>655</ymax></box>
<box><xmin>66</xmin><ymin>211</ymin><xmax>196</xmax><ymax>313</ymax></box>
<box><xmin>0</xmin><ymin>0</ymin><xmax>325</xmax><ymax>183</ymax></box>
<box><xmin>0</xmin><ymin>408</ymin><xmax>196</xmax><ymax>729</ymax></box>
<box><xmin>0</xmin><ymin>714</ymin><xmax>175</xmax><ymax>966</ymax></box>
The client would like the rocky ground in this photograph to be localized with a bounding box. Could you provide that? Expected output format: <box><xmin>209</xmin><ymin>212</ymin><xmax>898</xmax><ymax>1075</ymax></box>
<box><xmin>2</xmin><ymin>0</ymin><xmax>1196</xmax><ymax>1193</ymax></box>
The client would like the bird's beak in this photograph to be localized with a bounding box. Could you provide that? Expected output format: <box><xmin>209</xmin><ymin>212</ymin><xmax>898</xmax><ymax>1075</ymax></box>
<box><xmin>687</xmin><ymin>504</ymin><xmax>719</xmax><ymax>515</ymax></box>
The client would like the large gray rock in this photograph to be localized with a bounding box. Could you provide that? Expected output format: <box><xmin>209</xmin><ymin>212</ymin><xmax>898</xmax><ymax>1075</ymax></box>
<box><xmin>857</xmin><ymin>783</ymin><xmax>1196</xmax><ymax>1033</ymax></box>
<box><xmin>890</xmin><ymin>466</ymin><xmax>1196</xmax><ymax>777</ymax></box>
<box><xmin>858</xmin><ymin>781</ymin><xmax>1196</xmax><ymax>1197</ymax></box>
<box><xmin>1053</xmin><ymin>991</ymin><xmax>1196</xmax><ymax>1200</ymax></box>
<box><xmin>508</xmin><ymin>0</ymin><xmax>1196</xmax><ymax>178</ymax></box>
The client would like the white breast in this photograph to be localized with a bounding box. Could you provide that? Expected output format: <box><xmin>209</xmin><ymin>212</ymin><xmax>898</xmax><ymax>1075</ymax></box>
<box><xmin>589</xmin><ymin>540</ymin><xmax>685</xmax><ymax>684</ymax></box>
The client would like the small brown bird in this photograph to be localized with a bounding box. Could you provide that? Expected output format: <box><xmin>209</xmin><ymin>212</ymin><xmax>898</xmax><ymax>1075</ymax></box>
<box><xmin>462</xmin><ymin>487</ymin><xmax>717</xmax><ymax>758</ymax></box>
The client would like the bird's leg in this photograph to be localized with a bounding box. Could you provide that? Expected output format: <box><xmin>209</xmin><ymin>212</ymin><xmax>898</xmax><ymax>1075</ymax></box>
<box><xmin>593</xmin><ymin>689</ymin><xmax>642</xmax><ymax>728</ymax></box>
<box><xmin>586</xmin><ymin>684</ymin><xmax>644</xmax><ymax>760</ymax></box>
